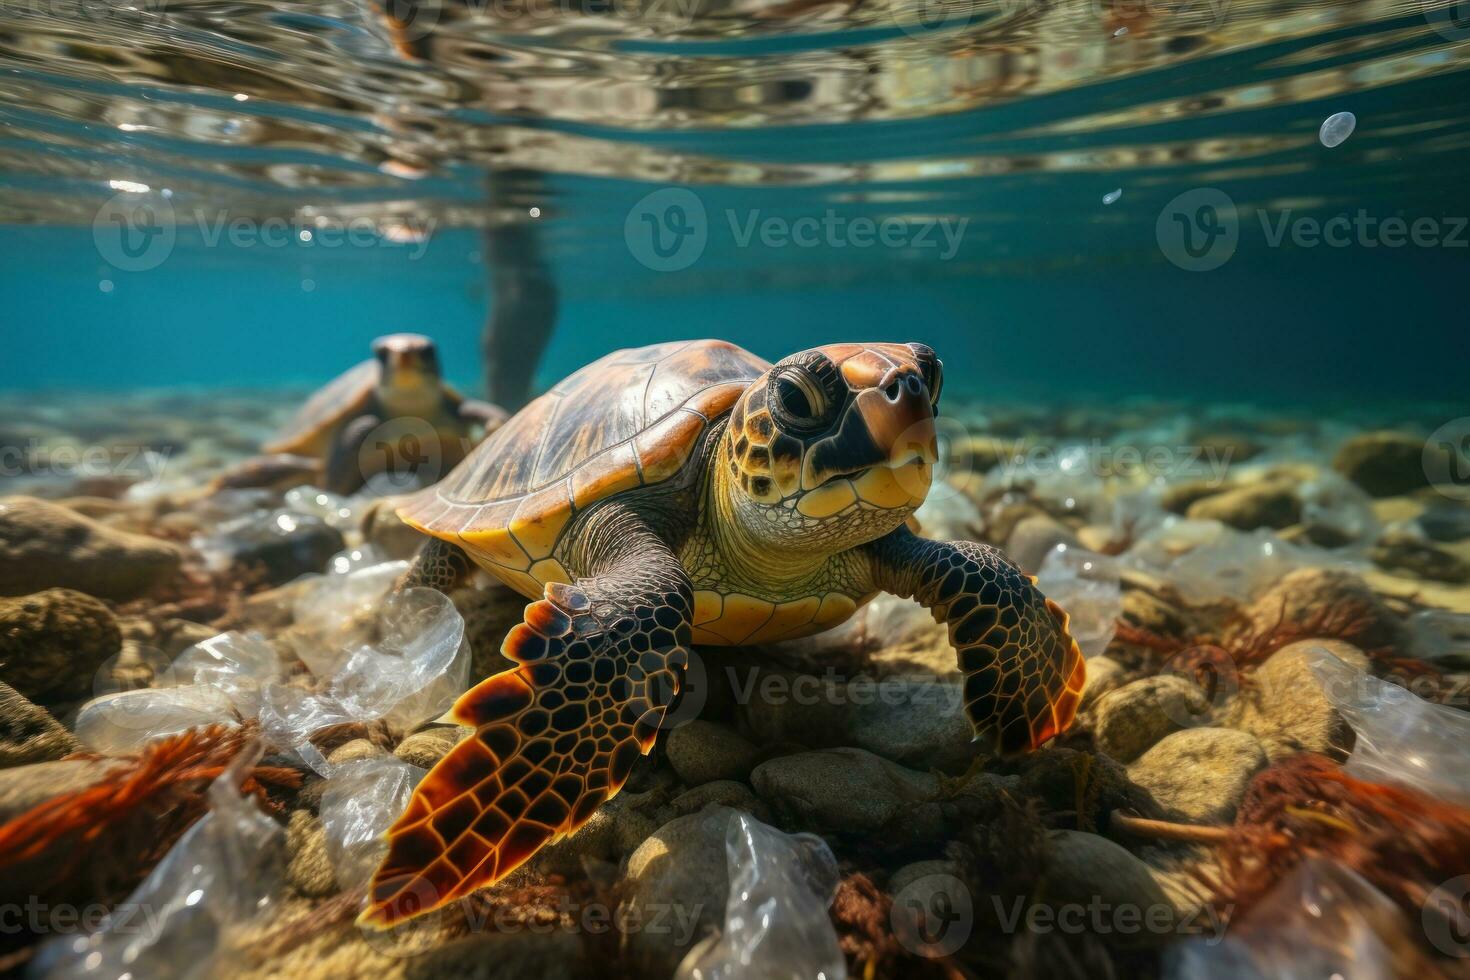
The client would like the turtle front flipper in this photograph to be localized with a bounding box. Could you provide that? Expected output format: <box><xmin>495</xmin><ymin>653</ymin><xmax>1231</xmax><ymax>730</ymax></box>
<box><xmin>323</xmin><ymin>413</ymin><xmax>382</xmax><ymax>495</ymax></box>
<box><xmin>865</xmin><ymin>527</ymin><xmax>1086</xmax><ymax>754</ymax></box>
<box><xmin>360</xmin><ymin>509</ymin><xmax>692</xmax><ymax>929</ymax></box>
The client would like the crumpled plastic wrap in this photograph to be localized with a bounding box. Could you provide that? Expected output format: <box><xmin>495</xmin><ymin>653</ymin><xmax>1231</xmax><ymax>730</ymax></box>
<box><xmin>677</xmin><ymin>813</ymin><xmax>845</xmax><ymax>980</ymax></box>
<box><xmin>319</xmin><ymin>756</ymin><xmax>426</xmax><ymax>890</ymax></box>
<box><xmin>31</xmin><ymin>746</ymin><xmax>285</xmax><ymax>979</ymax></box>
<box><xmin>1405</xmin><ymin>609</ymin><xmax>1470</xmax><ymax>666</ymax></box>
<box><xmin>1307</xmin><ymin>649</ymin><xmax>1470</xmax><ymax>803</ymax></box>
<box><xmin>1163</xmin><ymin>857</ymin><xmax>1410</xmax><ymax>980</ymax></box>
<box><xmin>1122</xmin><ymin>519</ymin><xmax>1311</xmax><ymax>603</ymax></box>
<box><xmin>259</xmin><ymin>585</ymin><xmax>471</xmax><ymax>772</ymax></box>
<box><xmin>73</xmin><ymin>562</ymin><xmax>469</xmax><ymax>770</ymax></box>
<box><xmin>1036</xmin><ymin>544</ymin><xmax>1120</xmax><ymax>658</ymax></box>
<box><xmin>75</xmin><ymin>685</ymin><xmax>239</xmax><ymax>753</ymax></box>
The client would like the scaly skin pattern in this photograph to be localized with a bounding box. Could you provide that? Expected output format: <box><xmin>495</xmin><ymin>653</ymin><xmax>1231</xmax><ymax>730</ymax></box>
<box><xmin>362</xmin><ymin>341</ymin><xmax>1083</xmax><ymax>929</ymax></box>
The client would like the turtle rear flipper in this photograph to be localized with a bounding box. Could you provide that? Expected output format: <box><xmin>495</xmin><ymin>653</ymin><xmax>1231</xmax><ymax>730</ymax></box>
<box><xmin>360</xmin><ymin>512</ymin><xmax>692</xmax><ymax>929</ymax></box>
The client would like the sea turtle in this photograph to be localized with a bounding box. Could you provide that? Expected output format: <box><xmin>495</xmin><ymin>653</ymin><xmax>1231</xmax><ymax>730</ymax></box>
<box><xmin>361</xmin><ymin>339</ymin><xmax>1086</xmax><ymax>928</ymax></box>
<box><xmin>222</xmin><ymin>334</ymin><xmax>506</xmax><ymax>496</ymax></box>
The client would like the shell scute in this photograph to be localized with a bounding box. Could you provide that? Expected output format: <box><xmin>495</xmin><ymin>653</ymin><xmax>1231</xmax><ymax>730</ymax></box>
<box><xmin>400</xmin><ymin>341</ymin><xmax>768</xmax><ymax>581</ymax></box>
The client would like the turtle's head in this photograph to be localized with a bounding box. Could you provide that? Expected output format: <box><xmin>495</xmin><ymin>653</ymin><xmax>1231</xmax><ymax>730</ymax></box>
<box><xmin>719</xmin><ymin>342</ymin><xmax>941</xmax><ymax>552</ymax></box>
<box><xmin>373</xmin><ymin>333</ymin><xmax>441</xmax><ymax>411</ymax></box>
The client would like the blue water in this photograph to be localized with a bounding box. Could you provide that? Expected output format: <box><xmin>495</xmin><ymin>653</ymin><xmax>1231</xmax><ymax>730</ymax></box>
<box><xmin>2</xmin><ymin>0</ymin><xmax>1469</xmax><ymax>407</ymax></box>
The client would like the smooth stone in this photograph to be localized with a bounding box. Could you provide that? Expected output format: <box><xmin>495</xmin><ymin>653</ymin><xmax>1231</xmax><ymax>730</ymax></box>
<box><xmin>750</xmin><ymin>747</ymin><xmax>945</xmax><ymax>844</ymax></box>
<box><xmin>403</xmin><ymin>929</ymin><xmax>586</xmax><ymax>980</ymax></box>
<box><xmin>670</xmin><ymin>780</ymin><xmax>771</xmax><ymax>821</ymax></box>
<box><xmin>394</xmin><ymin>726</ymin><xmax>470</xmax><ymax>768</ymax></box>
<box><xmin>0</xmin><ymin>759</ymin><xmax>117</xmax><ymax>822</ymax></box>
<box><xmin>846</xmin><ymin>678</ymin><xmax>976</xmax><ymax>774</ymax></box>
<box><xmin>1080</xmin><ymin>655</ymin><xmax>1127</xmax><ymax>709</ymax></box>
<box><xmin>217</xmin><ymin>511</ymin><xmax>346</xmax><ymax>586</ymax></box>
<box><xmin>1370</xmin><ymin>531</ymin><xmax>1469</xmax><ymax>583</ymax></box>
<box><xmin>1161</xmin><ymin>480</ymin><xmax>1226</xmax><ymax>516</ymax></box>
<box><xmin>622</xmin><ymin>804</ymin><xmax>740</xmax><ymax>974</ymax></box>
<box><xmin>1092</xmin><ymin>676</ymin><xmax>1210</xmax><ymax>762</ymax></box>
<box><xmin>1039</xmin><ymin>831</ymin><xmax>1175</xmax><ymax>944</ymax></box>
<box><xmin>326</xmin><ymin>738</ymin><xmax>386</xmax><ymax>767</ymax></box>
<box><xmin>1186</xmin><ymin>480</ymin><xmax>1300</xmax><ymax>531</ymax></box>
<box><xmin>536</xmin><ymin>785</ymin><xmax>666</xmax><ymax>876</ymax></box>
<box><xmin>1221</xmin><ymin>639</ymin><xmax>1368</xmax><ymax>761</ymax></box>
<box><xmin>0</xmin><ymin>588</ymin><xmax>121</xmax><ymax>703</ymax></box>
<box><xmin>0</xmin><ymin>681</ymin><xmax>79</xmax><ymax>767</ymax></box>
<box><xmin>1244</xmin><ymin>567</ymin><xmax>1402</xmax><ymax>651</ymax></box>
<box><xmin>665</xmin><ymin>720</ymin><xmax>759</xmax><ymax>786</ymax></box>
<box><xmin>1127</xmin><ymin>728</ymin><xmax>1267</xmax><ymax>824</ymax></box>
<box><xmin>1332</xmin><ymin>432</ymin><xmax>1431</xmax><ymax>497</ymax></box>
<box><xmin>285</xmin><ymin>810</ymin><xmax>339</xmax><ymax>898</ymax></box>
<box><xmin>1006</xmin><ymin>514</ymin><xmax>1082</xmax><ymax>576</ymax></box>
<box><xmin>0</xmin><ymin>496</ymin><xmax>181</xmax><ymax>600</ymax></box>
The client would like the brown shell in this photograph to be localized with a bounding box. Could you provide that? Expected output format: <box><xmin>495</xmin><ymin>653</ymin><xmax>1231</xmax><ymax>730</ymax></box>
<box><xmin>264</xmin><ymin>358</ymin><xmax>380</xmax><ymax>457</ymax></box>
<box><xmin>398</xmin><ymin>340</ymin><xmax>768</xmax><ymax>588</ymax></box>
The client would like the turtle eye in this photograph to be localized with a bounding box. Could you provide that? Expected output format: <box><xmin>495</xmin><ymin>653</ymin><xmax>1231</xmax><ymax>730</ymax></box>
<box><xmin>767</xmin><ymin>356</ymin><xmax>841</xmax><ymax>433</ymax></box>
<box><xmin>907</xmin><ymin>342</ymin><xmax>943</xmax><ymax>413</ymax></box>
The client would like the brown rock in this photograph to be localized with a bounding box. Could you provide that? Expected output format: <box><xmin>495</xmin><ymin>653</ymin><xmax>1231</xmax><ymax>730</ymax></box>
<box><xmin>0</xmin><ymin>681</ymin><xmax>79</xmax><ymax>767</ymax></box>
<box><xmin>1370</xmin><ymin>531</ymin><xmax>1470</xmax><ymax>583</ymax></box>
<box><xmin>0</xmin><ymin>588</ymin><xmax>122</xmax><ymax>703</ymax></box>
<box><xmin>1186</xmin><ymin>481</ymin><xmax>1300</xmax><ymax>531</ymax></box>
<box><xmin>0</xmin><ymin>496</ymin><xmax>181</xmax><ymax>600</ymax></box>
<box><xmin>1243</xmin><ymin>567</ymin><xmax>1403</xmax><ymax>651</ymax></box>
<box><xmin>1092</xmin><ymin>676</ymin><xmax>1210</xmax><ymax>762</ymax></box>
<box><xmin>286</xmin><ymin>810</ymin><xmax>339</xmax><ymax>898</ymax></box>
<box><xmin>1127</xmin><ymin>728</ymin><xmax>1267</xmax><ymax>824</ymax></box>
<box><xmin>1222</xmin><ymin>639</ymin><xmax>1368</xmax><ymax>761</ymax></box>
<box><xmin>1333</xmin><ymin>431</ymin><xmax>1433</xmax><ymax>497</ymax></box>
<box><xmin>394</xmin><ymin>726</ymin><xmax>469</xmax><ymax>768</ymax></box>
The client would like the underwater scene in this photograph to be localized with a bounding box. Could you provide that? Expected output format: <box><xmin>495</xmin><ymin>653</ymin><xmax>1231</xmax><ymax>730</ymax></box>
<box><xmin>2</xmin><ymin>0</ymin><xmax>1470</xmax><ymax>976</ymax></box>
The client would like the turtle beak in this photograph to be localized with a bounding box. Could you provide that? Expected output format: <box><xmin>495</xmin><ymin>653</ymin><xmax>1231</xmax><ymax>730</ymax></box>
<box><xmin>857</xmin><ymin>372</ymin><xmax>938</xmax><ymax>469</ymax></box>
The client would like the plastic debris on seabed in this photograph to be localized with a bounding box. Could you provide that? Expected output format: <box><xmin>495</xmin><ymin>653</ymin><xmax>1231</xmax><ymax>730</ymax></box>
<box><xmin>321</xmin><ymin>756</ymin><xmax>426</xmax><ymax>891</ymax></box>
<box><xmin>1319</xmin><ymin>111</ymin><xmax>1356</xmax><ymax>148</ymax></box>
<box><xmin>1298</xmin><ymin>471</ymin><xmax>1380</xmax><ymax>548</ymax></box>
<box><xmin>75</xmin><ymin>685</ymin><xmax>239</xmax><ymax>753</ymax></box>
<box><xmin>1307</xmin><ymin>648</ymin><xmax>1470</xmax><ymax>803</ymax></box>
<box><xmin>1163</xmin><ymin>857</ymin><xmax>1420</xmax><ymax>980</ymax></box>
<box><xmin>1405</xmin><ymin>609</ymin><xmax>1470</xmax><ymax>666</ymax></box>
<box><xmin>1121</xmin><ymin>519</ymin><xmax>1311</xmax><ymax>603</ymax></box>
<box><xmin>676</xmin><ymin>813</ymin><xmax>845</xmax><ymax>980</ymax></box>
<box><xmin>1036</xmin><ymin>544</ymin><xmax>1121</xmax><ymax>658</ymax></box>
<box><xmin>31</xmin><ymin>745</ymin><xmax>285</xmax><ymax>979</ymax></box>
<box><xmin>259</xmin><ymin>584</ymin><xmax>471</xmax><ymax>774</ymax></box>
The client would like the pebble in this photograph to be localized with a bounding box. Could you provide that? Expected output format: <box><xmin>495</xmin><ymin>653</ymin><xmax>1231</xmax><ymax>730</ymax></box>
<box><xmin>622</xmin><ymin>804</ymin><xmax>740</xmax><ymax>974</ymax></box>
<box><xmin>0</xmin><ymin>588</ymin><xmax>122</xmax><ymax>704</ymax></box>
<box><xmin>1186</xmin><ymin>480</ymin><xmax>1300</xmax><ymax>531</ymax></box>
<box><xmin>0</xmin><ymin>681</ymin><xmax>79</xmax><ymax>767</ymax></box>
<box><xmin>1006</xmin><ymin>514</ymin><xmax>1083</xmax><ymax>576</ymax></box>
<box><xmin>1091</xmin><ymin>675</ymin><xmax>1210</xmax><ymax>762</ymax></box>
<box><xmin>1244</xmin><ymin>567</ymin><xmax>1402</xmax><ymax>651</ymax></box>
<box><xmin>665</xmin><ymin>720</ymin><xmax>759</xmax><ymax>786</ymax></box>
<box><xmin>1039</xmin><ymin>831</ymin><xmax>1175</xmax><ymax>943</ymax></box>
<box><xmin>285</xmin><ymin>810</ymin><xmax>339</xmax><ymax>898</ymax></box>
<box><xmin>394</xmin><ymin>726</ymin><xmax>470</xmax><ymax>768</ymax></box>
<box><xmin>1331</xmin><ymin>431</ymin><xmax>1429</xmax><ymax>497</ymax></box>
<box><xmin>750</xmin><ymin>747</ymin><xmax>947</xmax><ymax>845</ymax></box>
<box><xmin>0</xmin><ymin>496</ymin><xmax>181</xmax><ymax>600</ymax></box>
<box><xmin>1221</xmin><ymin>639</ymin><xmax>1367</xmax><ymax>761</ymax></box>
<box><xmin>1127</xmin><ymin>727</ymin><xmax>1267</xmax><ymax>824</ymax></box>
<box><xmin>1370</xmin><ymin>530</ymin><xmax>1469</xmax><ymax>583</ymax></box>
<box><xmin>202</xmin><ymin>510</ymin><xmax>346</xmax><ymax>585</ymax></box>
